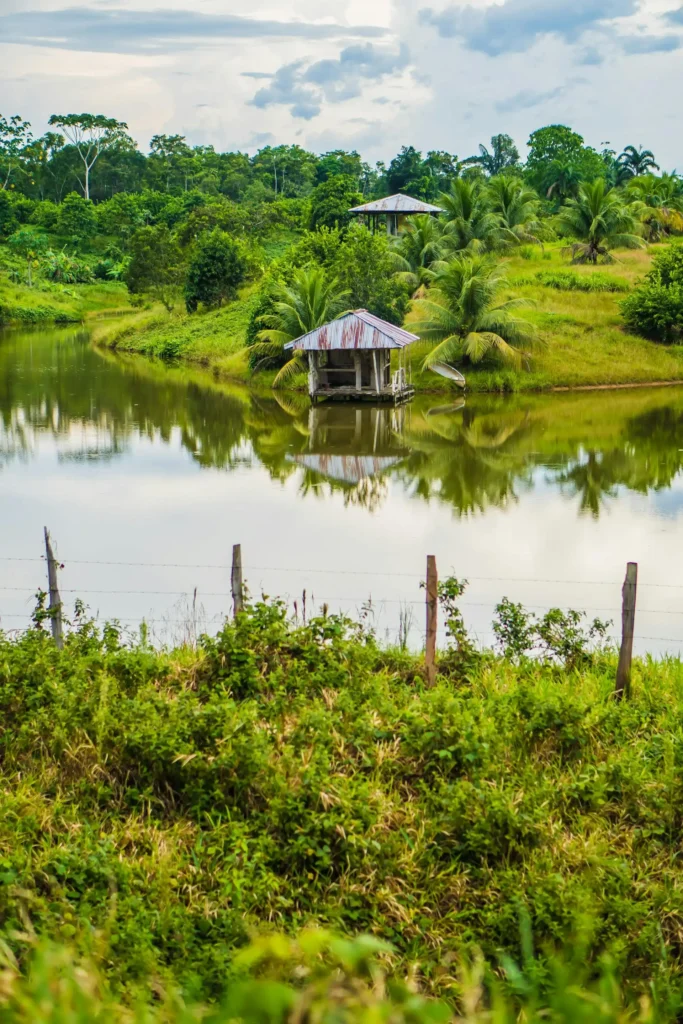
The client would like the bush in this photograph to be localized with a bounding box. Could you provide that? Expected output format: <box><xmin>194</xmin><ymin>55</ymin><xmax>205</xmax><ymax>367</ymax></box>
<box><xmin>622</xmin><ymin>244</ymin><xmax>683</xmax><ymax>343</ymax></box>
<box><xmin>184</xmin><ymin>228</ymin><xmax>250</xmax><ymax>312</ymax></box>
<box><xmin>56</xmin><ymin>192</ymin><xmax>98</xmax><ymax>241</ymax></box>
<box><xmin>29</xmin><ymin>199</ymin><xmax>60</xmax><ymax>231</ymax></box>
<box><xmin>0</xmin><ymin>190</ymin><xmax>18</xmax><ymax>237</ymax></box>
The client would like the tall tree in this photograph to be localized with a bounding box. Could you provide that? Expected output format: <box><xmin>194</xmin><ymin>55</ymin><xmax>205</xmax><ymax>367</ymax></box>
<box><xmin>47</xmin><ymin>114</ymin><xmax>130</xmax><ymax>199</ymax></box>
<box><xmin>557</xmin><ymin>179</ymin><xmax>644</xmax><ymax>264</ymax></box>
<box><xmin>386</xmin><ymin>146</ymin><xmax>425</xmax><ymax>194</ymax></box>
<box><xmin>617</xmin><ymin>145</ymin><xmax>660</xmax><ymax>179</ymax></box>
<box><xmin>0</xmin><ymin>115</ymin><xmax>32</xmax><ymax>190</ymax></box>
<box><xmin>408</xmin><ymin>254</ymin><xmax>538</xmax><ymax>367</ymax></box>
<box><xmin>462</xmin><ymin>134</ymin><xmax>520</xmax><ymax>176</ymax></box>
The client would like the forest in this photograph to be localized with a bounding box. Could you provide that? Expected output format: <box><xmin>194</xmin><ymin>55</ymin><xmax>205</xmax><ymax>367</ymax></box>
<box><xmin>1</xmin><ymin>113</ymin><xmax>683</xmax><ymax>391</ymax></box>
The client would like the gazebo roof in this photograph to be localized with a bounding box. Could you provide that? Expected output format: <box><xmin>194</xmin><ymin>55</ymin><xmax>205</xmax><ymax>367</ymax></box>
<box><xmin>284</xmin><ymin>310</ymin><xmax>419</xmax><ymax>353</ymax></box>
<box><xmin>349</xmin><ymin>193</ymin><xmax>443</xmax><ymax>215</ymax></box>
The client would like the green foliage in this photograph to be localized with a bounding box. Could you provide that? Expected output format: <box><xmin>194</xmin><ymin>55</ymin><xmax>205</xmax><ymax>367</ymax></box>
<box><xmin>308</xmin><ymin>175</ymin><xmax>362</xmax><ymax>231</ymax></box>
<box><xmin>0</xmin><ymin>190</ymin><xmax>18</xmax><ymax>237</ymax></box>
<box><xmin>126</xmin><ymin>224</ymin><xmax>184</xmax><ymax>311</ymax></box>
<box><xmin>41</xmin><ymin>248</ymin><xmax>95</xmax><ymax>284</ymax></box>
<box><xmin>622</xmin><ymin>245</ymin><xmax>683</xmax><ymax>342</ymax></box>
<box><xmin>532</xmin><ymin>270</ymin><xmax>630</xmax><ymax>293</ymax></box>
<box><xmin>557</xmin><ymin>180</ymin><xmax>644</xmax><ymax>264</ymax></box>
<box><xmin>332</xmin><ymin>223</ymin><xmax>409</xmax><ymax>325</ymax></box>
<box><xmin>463</xmin><ymin>134</ymin><xmax>521</xmax><ymax>176</ymax></box>
<box><xmin>2</xmin><ymin>599</ymin><xmax>683</xmax><ymax>1011</ymax></box>
<box><xmin>493</xmin><ymin>599</ymin><xmax>610</xmax><ymax>667</ymax></box>
<box><xmin>250</xmin><ymin>267</ymin><xmax>350</xmax><ymax>384</ymax></box>
<box><xmin>409</xmin><ymin>253</ymin><xmax>539</xmax><ymax>367</ymax></box>
<box><xmin>439</xmin><ymin>179</ymin><xmax>500</xmax><ymax>253</ymax></box>
<box><xmin>57</xmin><ymin>191</ymin><xmax>98</xmax><ymax>241</ymax></box>
<box><xmin>29</xmin><ymin>199</ymin><xmax>60</xmax><ymax>231</ymax></box>
<box><xmin>185</xmin><ymin>229</ymin><xmax>249</xmax><ymax>312</ymax></box>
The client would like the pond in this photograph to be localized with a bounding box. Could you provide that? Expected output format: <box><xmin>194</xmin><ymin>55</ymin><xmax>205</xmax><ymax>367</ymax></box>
<box><xmin>1</xmin><ymin>325</ymin><xmax>683</xmax><ymax>656</ymax></box>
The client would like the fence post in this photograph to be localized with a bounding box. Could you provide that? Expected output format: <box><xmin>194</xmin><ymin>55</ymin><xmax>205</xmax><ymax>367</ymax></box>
<box><xmin>44</xmin><ymin>527</ymin><xmax>63</xmax><ymax>649</ymax></box>
<box><xmin>616</xmin><ymin>562</ymin><xmax>638</xmax><ymax>701</ymax></box>
<box><xmin>231</xmin><ymin>544</ymin><xmax>244</xmax><ymax>618</ymax></box>
<box><xmin>425</xmin><ymin>555</ymin><xmax>438</xmax><ymax>685</ymax></box>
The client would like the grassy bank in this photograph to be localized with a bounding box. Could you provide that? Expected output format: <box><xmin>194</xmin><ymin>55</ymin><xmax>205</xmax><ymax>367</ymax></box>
<box><xmin>95</xmin><ymin>244</ymin><xmax>683</xmax><ymax>394</ymax></box>
<box><xmin>3</xmin><ymin>597</ymin><xmax>683</xmax><ymax>1016</ymax></box>
<box><xmin>0</xmin><ymin>276</ymin><xmax>132</xmax><ymax>326</ymax></box>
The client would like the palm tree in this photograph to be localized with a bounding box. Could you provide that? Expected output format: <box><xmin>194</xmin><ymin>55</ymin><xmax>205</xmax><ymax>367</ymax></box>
<box><xmin>461</xmin><ymin>134</ymin><xmax>520</xmax><ymax>176</ymax></box>
<box><xmin>251</xmin><ymin>268</ymin><xmax>350</xmax><ymax>387</ymax></box>
<box><xmin>617</xmin><ymin>145</ymin><xmax>660</xmax><ymax>179</ymax></box>
<box><xmin>390</xmin><ymin>214</ymin><xmax>444</xmax><ymax>297</ymax></box>
<box><xmin>544</xmin><ymin>159</ymin><xmax>583</xmax><ymax>200</ymax></box>
<box><xmin>556</xmin><ymin>179</ymin><xmax>644</xmax><ymax>264</ymax></box>
<box><xmin>408</xmin><ymin>254</ymin><xmax>538</xmax><ymax>368</ymax></box>
<box><xmin>486</xmin><ymin>177</ymin><xmax>545</xmax><ymax>247</ymax></box>
<box><xmin>439</xmin><ymin>179</ymin><xmax>500</xmax><ymax>253</ymax></box>
<box><xmin>625</xmin><ymin>174</ymin><xmax>683</xmax><ymax>241</ymax></box>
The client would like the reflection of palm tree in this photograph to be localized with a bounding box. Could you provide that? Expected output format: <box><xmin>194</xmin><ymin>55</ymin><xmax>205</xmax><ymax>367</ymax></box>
<box><xmin>556</xmin><ymin>451</ymin><xmax>619</xmax><ymax>518</ymax></box>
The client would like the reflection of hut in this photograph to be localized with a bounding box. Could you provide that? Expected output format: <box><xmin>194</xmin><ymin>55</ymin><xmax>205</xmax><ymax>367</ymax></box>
<box><xmin>285</xmin><ymin>309</ymin><xmax>417</xmax><ymax>405</ymax></box>
<box><xmin>349</xmin><ymin>194</ymin><xmax>443</xmax><ymax>236</ymax></box>
<box><xmin>289</xmin><ymin>405</ymin><xmax>410</xmax><ymax>485</ymax></box>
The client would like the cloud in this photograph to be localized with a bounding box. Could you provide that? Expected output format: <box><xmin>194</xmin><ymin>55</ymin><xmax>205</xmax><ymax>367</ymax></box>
<box><xmin>250</xmin><ymin>43</ymin><xmax>409</xmax><ymax>119</ymax></box>
<box><xmin>619</xmin><ymin>33</ymin><xmax>682</xmax><ymax>53</ymax></box>
<box><xmin>418</xmin><ymin>0</ymin><xmax>637</xmax><ymax>55</ymax></box>
<box><xmin>495</xmin><ymin>85</ymin><xmax>569</xmax><ymax>114</ymax></box>
<box><xmin>666</xmin><ymin>5</ymin><xmax>683</xmax><ymax>25</ymax></box>
<box><xmin>0</xmin><ymin>6</ymin><xmax>386</xmax><ymax>54</ymax></box>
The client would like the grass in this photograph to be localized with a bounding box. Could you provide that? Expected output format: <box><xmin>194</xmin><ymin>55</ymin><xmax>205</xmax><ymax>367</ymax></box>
<box><xmin>95</xmin><ymin>288</ymin><xmax>260</xmax><ymax>379</ymax></box>
<box><xmin>3</xmin><ymin>596</ymin><xmax>683</xmax><ymax>1017</ymax></box>
<box><xmin>94</xmin><ymin>242</ymin><xmax>683</xmax><ymax>395</ymax></box>
<box><xmin>410</xmin><ymin>244</ymin><xmax>683</xmax><ymax>393</ymax></box>
<box><xmin>0</xmin><ymin>274</ymin><xmax>131</xmax><ymax>326</ymax></box>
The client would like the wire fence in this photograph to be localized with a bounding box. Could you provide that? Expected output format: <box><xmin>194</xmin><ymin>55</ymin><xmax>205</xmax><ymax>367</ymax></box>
<box><xmin>1</xmin><ymin>543</ymin><xmax>682</xmax><ymax>658</ymax></box>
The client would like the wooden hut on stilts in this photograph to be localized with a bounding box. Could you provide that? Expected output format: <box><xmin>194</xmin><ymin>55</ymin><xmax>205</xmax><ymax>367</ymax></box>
<box><xmin>284</xmin><ymin>309</ymin><xmax>417</xmax><ymax>405</ymax></box>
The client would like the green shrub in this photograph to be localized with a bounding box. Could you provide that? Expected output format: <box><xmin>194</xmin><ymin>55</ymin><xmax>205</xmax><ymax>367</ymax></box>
<box><xmin>622</xmin><ymin>244</ymin><xmax>683</xmax><ymax>342</ymax></box>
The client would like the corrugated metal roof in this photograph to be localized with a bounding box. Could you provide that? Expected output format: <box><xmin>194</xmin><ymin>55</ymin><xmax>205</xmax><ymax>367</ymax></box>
<box><xmin>285</xmin><ymin>310</ymin><xmax>419</xmax><ymax>352</ymax></box>
<box><xmin>349</xmin><ymin>193</ymin><xmax>443</xmax><ymax>214</ymax></box>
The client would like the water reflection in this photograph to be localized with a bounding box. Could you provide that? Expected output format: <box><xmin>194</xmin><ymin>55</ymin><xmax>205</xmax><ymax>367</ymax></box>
<box><xmin>2</xmin><ymin>327</ymin><xmax>683</xmax><ymax>521</ymax></box>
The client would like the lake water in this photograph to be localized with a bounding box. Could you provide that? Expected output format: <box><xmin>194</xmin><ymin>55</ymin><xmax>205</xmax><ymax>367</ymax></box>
<box><xmin>2</xmin><ymin>325</ymin><xmax>683</xmax><ymax>656</ymax></box>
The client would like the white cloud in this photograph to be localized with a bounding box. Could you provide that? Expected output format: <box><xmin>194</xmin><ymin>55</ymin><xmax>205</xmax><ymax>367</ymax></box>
<box><xmin>0</xmin><ymin>0</ymin><xmax>681</xmax><ymax>166</ymax></box>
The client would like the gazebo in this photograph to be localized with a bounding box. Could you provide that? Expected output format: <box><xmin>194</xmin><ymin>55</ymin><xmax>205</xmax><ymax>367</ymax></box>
<box><xmin>349</xmin><ymin>193</ymin><xmax>443</xmax><ymax>235</ymax></box>
<box><xmin>284</xmin><ymin>309</ymin><xmax>417</xmax><ymax>405</ymax></box>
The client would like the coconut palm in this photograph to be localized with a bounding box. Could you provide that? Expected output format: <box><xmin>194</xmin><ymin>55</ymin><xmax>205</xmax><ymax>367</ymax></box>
<box><xmin>617</xmin><ymin>145</ymin><xmax>660</xmax><ymax>179</ymax></box>
<box><xmin>408</xmin><ymin>254</ymin><xmax>538</xmax><ymax>369</ymax></box>
<box><xmin>390</xmin><ymin>214</ymin><xmax>444</xmax><ymax>296</ymax></box>
<box><xmin>544</xmin><ymin>159</ymin><xmax>583</xmax><ymax>200</ymax></box>
<box><xmin>439</xmin><ymin>178</ymin><xmax>501</xmax><ymax>254</ymax></box>
<box><xmin>486</xmin><ymin>177</ymin><xmax>545</xmax><ymax>247</ymax></box>
<box><xmin>556</xmin><ymin>179</ymin><xmax>644</xmax><ymax>264</ymax></box>
<box><xmin>251</xmin><ymin>268</ymin><xmax>350</xmax><ymax>387</ymax></box>
<box><xmin>625</xmin><ymin>174</ymin><xmax>683</xmax><ymax>241</ymax></box>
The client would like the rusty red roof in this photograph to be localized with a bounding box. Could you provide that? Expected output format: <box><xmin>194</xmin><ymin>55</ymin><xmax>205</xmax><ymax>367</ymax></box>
<box><xmin>349</xmin><ymin>193</ymin><xmax>443</xmax><ymax>215</ymax></box>
<box><xmin>284</xmin><ymin>310</ymin><xmax>419</xmax><ymax>352</ymax></box>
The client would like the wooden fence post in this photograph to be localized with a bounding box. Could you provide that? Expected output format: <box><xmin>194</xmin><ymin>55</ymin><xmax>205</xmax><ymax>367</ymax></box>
<box><xmin>231</xmin><ymin>544</ymin><xmax>244</xmax><ymax>618</ymax></box>
<box><xmin>425</xmin><ymin>555</ymin><xmax>438</xmax><ymax>685</ymax></box>
<box><xmin>616</xmin><ymin>562</ymin><xmax>638</xmax><ymax>701</ymax></box>
<box><xmin>44</xmin><ymin>527</ymin><xmax>63</xmax><ymax>649</ymax></box>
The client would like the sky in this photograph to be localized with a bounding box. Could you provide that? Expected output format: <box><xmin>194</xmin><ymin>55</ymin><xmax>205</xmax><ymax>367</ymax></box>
<box><xmin>1</xmin><ymin>0</ymin><xmax>682</xmax><ymax>166</ymax></box>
